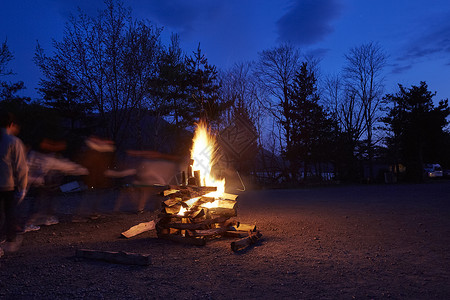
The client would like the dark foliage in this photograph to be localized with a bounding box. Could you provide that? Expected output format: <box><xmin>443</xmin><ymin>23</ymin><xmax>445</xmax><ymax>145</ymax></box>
<box><xmin>382</xmin><ymin>81</ymin><xmax>450</xmax><ymax>181</ymax></box>
<box><xmin>283</xmin><ymin>62</ymin><xmax>337</xmax><ymax>182</ymax></box>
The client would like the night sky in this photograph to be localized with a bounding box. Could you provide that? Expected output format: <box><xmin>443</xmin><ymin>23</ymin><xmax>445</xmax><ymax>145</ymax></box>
<box><xmin>1</xmin><ymin>0</ymin><xmax>449</xmax><ymax>102</ymax></box>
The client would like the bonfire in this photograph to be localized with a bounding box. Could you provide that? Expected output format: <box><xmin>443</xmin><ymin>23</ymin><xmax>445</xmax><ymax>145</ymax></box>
<box><xmin>122</xmin><ymin>121</ymin><xmax>262</xmax><ymax>251</ymax></box>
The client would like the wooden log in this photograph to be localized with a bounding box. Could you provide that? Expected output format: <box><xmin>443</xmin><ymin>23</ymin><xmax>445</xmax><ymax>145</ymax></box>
<box><xmin>216</xmin><ymin>200</ymin><xmax>237</xmax><ymax>209</ymax></box>
<box><xmin>181</xmin><ymin>171</ymin><xmax>186</xmax><ymax>186</ymax></box>
<box><xmin>164</xmin><ymin>205</ymin><xmax>181</xmax><ymax>215</ymax></box>
<box><xmin>163</xmin><ymin>197</ymin><xmax>182</xmax><ymax>207</ymax></box>
<box><xmin>197</xmin><ymin>197</ymin><xmax>215</xmax><ymax>204</ymax></box>
<box><xmin>230</xmin><ymin>231</ymin><xmax>262</xmax><ymax>252</ymax></box>
<box><xmin>194</xmin><ymin>227</ymin><xmax>228</xmax><ymax>236</ymax></box>
<box><xmin>208</xmin><ymin>207</ymin><xmax>237</xmax><ymax>218</ymax></box>
<box><xmin>75</xmin><ymin>249</ymin><xmax>151</xmax><ymax>266</ymax></box>
<box><xmin>163</xmin><ymin>189</ymin><xmax>180</xmax><ymax>197</ymax></box>
<box><xmin>188</xmin><ymin>177</ymin><xmax>197</xmax><ymax>185</ymax></box>
<box><xmin>223</xmin><ymin>218</ymin><xmax>239</xmax><ymax>227</ymax></box>
<box><xmin>235</xmin><ymin>223</ymin><xmax>257</xmax><ymax>232</ymax></box>
<box><xmin>188</xmin><ymin>208</ymin><xmax>205</xmax><ymax>219</ymax></box>
<box><xmin>187</xmin><ymin>163</ymin><xmax>193</xmax><ymax>178</ymax></box>
<box><xmin>193</xmin><ymin>170</ymin><xmax>201</xmax><ymax>186</ymax></box>
<box><xmin>157</xmin><ymin>234</ymin><xmax>206</xmax><ymax>246</ymax></box>
<box><xmin>187</xmin><ymin>186</ymin><xmax>217</xmax><ymax>193</ymax></box>
<box><xmin>162</xmin><ymin>216</ymin><xmax>229</xmax><ymax>230</ymax></box>
<box><xmin>223</xmin><ymin>231</ymin><xmax>248</xmax><ymax>238</ymax></box>
<box><xmin>121</xmin><ymin>221</ymin><xmax>156</xmax><ymax>238</ymax></box>
<box><xmin>221</xmin><ymin>193</ymin><xmax>239</xmax><ymax>201</ymax></box>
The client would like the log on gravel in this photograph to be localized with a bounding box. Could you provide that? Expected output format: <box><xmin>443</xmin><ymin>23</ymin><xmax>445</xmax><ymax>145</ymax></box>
<box><xmin>121</xmin><ymin>221</ymin><xmax>156</xmax><ymax>238</ymax></box>
<box><xmin>230</xmin><ymin>231</ymin><xmax>262</xmax><ymax>252</ymax></box>
<box><xmin>75</xmin><ymin>249</ymin><xmax>151</xmax><ymax>266</ymax></box>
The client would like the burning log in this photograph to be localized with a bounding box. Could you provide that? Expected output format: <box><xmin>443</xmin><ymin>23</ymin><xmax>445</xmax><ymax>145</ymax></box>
<box><xmin>207</xmin><ymin>207</ymin><xmax>236</xmax><ymax>218</ymax></box>
<box><xmin>193</xmin><ymin>170</ymin><xmax>201</xmax><ymax>186</ymax></box>
<box><xmin>75</xmin><ymin>249</ymin><xmax>151</xmax><ymax>266</ymax></box>
<box><xmin>164</xmin><ymin>205</ymin><xmax>182</xmax><ymax>214</ymax></box>
<box><xmin>161</xmin><ymin>216</ymin><xmax>229</xmax><ymax>230</ymax></box>
<box><xmin>123</xmin><ymin>121</ymin><xmax>264</xmax><ymax>249</ymax></box>
<box><xmin>222</xmin><ymin>193</ymin><xmax>239</xmax><ymax>201</ymax></box>
<box><xmin>188</xmin><ymin>208</ymin><xmax>205</xmax><ymax>219</ymax></box>
<box><xmin>230</xmin><ymin>231</ymin><xmax>263</xmax><ymax>252</ymax></box>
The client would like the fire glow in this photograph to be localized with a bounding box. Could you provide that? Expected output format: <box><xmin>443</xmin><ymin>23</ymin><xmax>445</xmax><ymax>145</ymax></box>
<box><xmin>178</xmin><ymin>121</ymin><xmax>225</xmax><ymax>216</ymax></box>
<box><xmin>122</xmin><ymin>120</ymin><xmax>260</xmax><ymax>250</ymax></box>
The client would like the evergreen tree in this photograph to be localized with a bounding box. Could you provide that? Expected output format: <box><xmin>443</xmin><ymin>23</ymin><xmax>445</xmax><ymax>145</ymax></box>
<box><xmin>383</xmin><ymin>82</ymin><xmax>449</xmax><ymax>181</ymax></box>
<box><xmin>38</xmin><ymin>67</ymin><xmax>92</xmax><ymax>130</ymax></box>
<box><xmin>285</xmin><ymin>62</ymin><xmax>336</xmax><ymax>182</ymax></box>
<box><xmin>185</xmin><ymin>44</ymin><xmax>227</xmax><ymax>128</ymax></box>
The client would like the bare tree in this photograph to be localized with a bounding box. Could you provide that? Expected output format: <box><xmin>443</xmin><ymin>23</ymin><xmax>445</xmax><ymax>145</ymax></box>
<box><xmin>322</xmin><ymin>73</ymin><xmax>365</xmax><ymax>181</ymax></box>
<box><xmin>323</xmin><ymin>74</ymin><xmax>365</xmax><ymax>141</ymax></box>
<box><xmin>34</xmin><ymin>0</ymin><xmax>163</xmax><ymax>147</ymax></box>
<box><xmin>253</xmin><ymin>43</ymin><xmax>302</xmax><ymax>179</ymax></box>
<box><xmin>219</xmin><ymin>62</ymin><xmax>262</xmax><ymax>126</ymax></box>
<box><xmin>343</xmin><ymin>42</ymin><xmax>387</xmax><ymax>181</ymax></box>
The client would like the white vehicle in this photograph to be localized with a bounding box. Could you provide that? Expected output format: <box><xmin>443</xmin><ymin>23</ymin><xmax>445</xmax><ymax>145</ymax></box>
<box><xmin>424</xmin><ymin>163</ymin><xmax>443</xmax><ymax>178</ymax></box>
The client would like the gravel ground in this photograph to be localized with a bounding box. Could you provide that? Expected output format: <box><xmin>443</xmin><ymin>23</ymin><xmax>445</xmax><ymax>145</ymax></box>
<box><xmin>1</xmin><ymin>181</ymin><xmax>449</xmax><ymax>299</ymax></box>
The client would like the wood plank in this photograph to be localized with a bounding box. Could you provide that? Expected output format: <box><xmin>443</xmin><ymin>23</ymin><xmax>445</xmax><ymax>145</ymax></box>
<box><xmin>208</xmin><ymin>207</ymin><xmax>237</xmax><ymax>217</ymax></box>
<box><xmin>163</xmin><ymin>189</ymin><xmax>180</xmax><ymax>197</ymax></box>
<box><xmin>221</xmin><ymin>192</ymin><xmax>239</xmax><ymax>201</ymax></box>
<box><xmin>75</xmin><ymin>249</ymin><xmax>151</xmax><ymax>266</ymax></box>
<box><xmin>217</xmin><ymin>200</ymin><xmax>237</xmax><ymax>209</ymax></box>
<box><xmin>163</xmin><ymin>197</ymin><xmax>182</xmax><ymax>207</ymax></box>
<box><xmin>121</xmin><ymin>221</ymin><xmax>156</xmax><ymax>238</ymax></box>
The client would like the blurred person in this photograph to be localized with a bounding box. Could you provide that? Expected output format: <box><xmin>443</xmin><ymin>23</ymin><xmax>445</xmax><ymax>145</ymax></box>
<box><xmin>72</xmin><ymin>135</ymin><xmax>115</xmax><ymax>222</ymax></box>
<box><xmin>0</xmin><ymin>112</ymin><xmax>28</xmax><ymax>253</ymax></box>
<box><xmin>23</xmin><ymin>139</ymin><xmax>88</xmax><ymax>232</ymax></box>
<box><xmin>113</xmin><ymin>150</ymin><xmax>180</xmax><ymax>213</ymax></box>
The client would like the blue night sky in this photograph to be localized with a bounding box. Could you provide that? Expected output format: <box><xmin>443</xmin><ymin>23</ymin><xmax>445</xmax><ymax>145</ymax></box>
<box><xmin>1</xmin><ymin>0</ymin><xmax>449</xmax><ymax>102</ymax></box>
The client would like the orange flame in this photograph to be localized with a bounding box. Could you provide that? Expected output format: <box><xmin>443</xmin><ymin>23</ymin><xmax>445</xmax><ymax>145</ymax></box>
<box><xmin>177</xmin><ymin>121</ymin><xmax>225</xmax><ymax>215</ymax></box>
<box><xmin>190</xmin><ymin>121</ymin><xmax>225</xmax><ymax>196</ymax></box>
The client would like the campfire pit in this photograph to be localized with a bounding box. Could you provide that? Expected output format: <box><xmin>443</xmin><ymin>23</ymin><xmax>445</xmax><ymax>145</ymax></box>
<box><xmin>122</xmin><ymin>121</ymin><xmax>262</xmax><ymax>251</ymax></box>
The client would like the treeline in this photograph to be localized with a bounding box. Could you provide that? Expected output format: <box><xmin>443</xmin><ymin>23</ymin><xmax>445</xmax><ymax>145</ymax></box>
<box><xmin>1</xmin><ymin>0</ymin><xmax>449</xmax><ymax>185</ymax></box>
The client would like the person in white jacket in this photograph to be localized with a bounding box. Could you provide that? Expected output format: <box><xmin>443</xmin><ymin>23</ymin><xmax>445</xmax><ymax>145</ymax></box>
<box><xmin>0</xmin><ymin>112</ymin><xmax>28</xmax><ymax>254</ymax></box>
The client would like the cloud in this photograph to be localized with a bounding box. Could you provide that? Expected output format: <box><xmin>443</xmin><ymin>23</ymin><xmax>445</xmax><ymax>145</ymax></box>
<box><xmin>276</xmin><ymin>0</ymin><xmax>342</xmax><ymax>45</ymax></box>
<box><xmin>128</xmin><ymin>0</ymin><xmax>222</xmax><ymax>37</ymax></box>
<box><xmin>390</xmin><ymin>63</ymin><xmax>412</xmax><ymax>74</ymax></box>
<box><xmin>396</xmin><ymin>20</ymin><xmax>450</xmax><ymax>63</ymax></box>
<box><xmin>305</xmin><ymin>47</ymin><xmax>330</xmax><ymax>59</ymax></box>
<box><xmin>50</xmin><ymin>0</ymin><xmax>103</xmax><ymax>18</ymax></box>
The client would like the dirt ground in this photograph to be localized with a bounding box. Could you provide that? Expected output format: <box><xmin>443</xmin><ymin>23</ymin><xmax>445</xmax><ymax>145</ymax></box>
<box><xmin>0</xmin><ymin>180</ymin><xmax>449</xmax><ymax>299</ymax></box>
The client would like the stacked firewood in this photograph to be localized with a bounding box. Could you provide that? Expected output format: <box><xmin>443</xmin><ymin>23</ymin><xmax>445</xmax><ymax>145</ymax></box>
<box><xmin>121</xmin><ymin>164</ymin><xmax>263</xmax><ymax>251</ymax></box>
<box><xmin>156</xmin><ymin>185</ymin><xmax>241</xmax><ymax>246</ymax></box>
